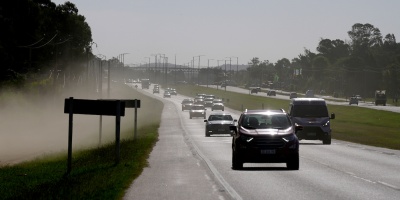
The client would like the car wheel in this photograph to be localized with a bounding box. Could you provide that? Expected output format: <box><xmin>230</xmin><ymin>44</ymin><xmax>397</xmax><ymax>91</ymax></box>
<box><xmin>232</xmin><ymin>146</ymin><xmax>243</xmax><ymax>170</ymax></box>
<box><xmin>286</xmin><ymin>152</ymin><xmax>299</xmax><ymax>170</ymax></box>
<box><xmin>323</xmin><ymin>135</ymin><xmax>331</xmax><ymax>145</ymax></box>
<box><xmin>222</xmin><ymin>108</ymin><xmax>224</xmax><ymax>111</ymax></box>
<box><xmin>190</xmin><ymin>115</ymin><xmax>192</xmax><ymax>119</ymax></box>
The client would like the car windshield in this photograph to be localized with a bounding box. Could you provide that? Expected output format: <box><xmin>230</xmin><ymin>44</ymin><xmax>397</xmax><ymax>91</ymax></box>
<box><xmin>182</xmin><ymin>100</ymin><xmax>193</xmax><ymax>103</ymax></box>
<box><xmin>242</xmin><ymin>114</ymin><xmax>291</xmax><ymax>129</ymax></box>
<box><xmin>208</xmin><ymin>115</ymin><xmax>233</xmax><ymax>121</ymax></box>
<box><xmin>292</xmin><ymin>105</ymin><xmax>328</xmax><ymax>117</ymax></box>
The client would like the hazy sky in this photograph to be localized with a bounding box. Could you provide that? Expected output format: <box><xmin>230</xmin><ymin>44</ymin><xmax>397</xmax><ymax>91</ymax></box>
<box><xmin>52</xmin><ymin>0</ymin><xmax>400</xmax><ymax>67</ymax></box>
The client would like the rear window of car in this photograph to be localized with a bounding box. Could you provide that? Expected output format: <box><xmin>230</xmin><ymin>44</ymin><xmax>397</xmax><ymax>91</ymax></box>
<box><xmin>209</xmin><ymin>115</ymin><xmax>233</xmax><ymax>121</ymax></box>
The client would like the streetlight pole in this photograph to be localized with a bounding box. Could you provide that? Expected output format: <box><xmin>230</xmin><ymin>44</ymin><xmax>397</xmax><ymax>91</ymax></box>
<box><xmin>207</xmin><ymin>59</ymin><xmax>214</xmax><ymax>88</ymax></box>
<box><xmin>144</xmin><ymin>57</ymin><xmax>150</xmax><ymax>68</ymax></box>
<box><xmin>231</xmin><ymin>56</ymin><xmax>238</xmax><ymax>76</ymax></box>
<box><xmin>197</xmin><ymin>55</ymin><xmax>204</xmax><ymax>85</ymax></box>
<box><xmin>192</xmin><ymin>56</ymin><xmax>195</xmax><ymax>84</ymax></box>
<box><xmin>224</xmin><ymin>60</ymin><xmax>227</xmax><ymax>92</ymax></box>
<box><xmin>226</xmin><ymin>57</ymin><xmax>232</xmax><ymax>82</ymax></box>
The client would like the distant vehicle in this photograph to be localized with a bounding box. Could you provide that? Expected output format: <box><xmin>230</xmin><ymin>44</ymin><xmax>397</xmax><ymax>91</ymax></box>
<box><xmin>289</xmin><ymin>92</ymin><xmax>297</xmax><ymax>99</ymax></box>
<box><xmin>204</xmin><ymin>113</ymin><xmax>237</xmax><ymax>137</ymax></box>
<box><xmin>189</xmin><ymin>104</ymin><xmax>206</xmax><ymax>119</ymax></box>
<box><xmin>153</xmin><ymin>88</ymin><xmax>159</xmax><ymax>94</ymax></box>
<box><xmin>305</xmin><ymin>90</ymin><xmax>314</xmax><ymax>97</ymax></box>
<box><xmin>163</xmin><ymin>91</ymin><xmax>171</xmax><ymax>98</ymax></box>
<box><xmin>230</xmin><ymin>109</ymin><xmax>302</xmax><ymax>170</ymax></box>
<box><xmin>249</xmin><ymin>87</ymin><xmax>261</xmax><ymax>92</ymax></box>
<box><xmin>194</xmin><ymin>98</ymin><xmax>205</xmax><ymax>105</ymax></box>
<box><xmin>204</xmin><ymin>97</ymin><xmax>214</xmax><ymax>107</ymax></box>
<box><xmin>250</xmin><ymin>88</ymin><xmax>258</xmax><ymax>94</ymax></box>
<box><xmin>211</xmin><ymin>99</ymin><xmax>224</xmax><ymax>111</ymax></box>
<box><xmin>375</xmin><ymin>90</ymin><xmax>387</xmax><ymax>106</ymax></box>
<box><xmin>354</xmin><ymin>95</ymin><xmax>362</xmax><ymax>102</ymax></box>
<box><xmin>288</xmin><ymin>98</ymin><xmax>335</xmax><ymax>145</ymax></box>
<box><xmin>141</xmin><ymin>79</ymin><xmax>150</xmax><ymax>89</ymax></box>
<box><xmin>267</xmin><ymin>90</ymin><xmax>276</xmax><ymax>96</ymax></box>
<box><xmin>197</xmin><ymin>93</ymin><xmax>206</xmax><ymax>98</ymax></box>
<box><xmin>181</xmin><ymin>99</ymin><xmax>194</xmax><ymax>111</ymax></box>
<box><xmin>349</xmin><ymin>96</ymin><xmax>358</xmax><ymax>105</ymax></box>
<box><xmin>204</xmin><ymin>94</ymin><xmax>215</xmax><ymax>100</ymax></box>
<box><xmin>170</xmin><ymin>88</ymin><xmax>177</xmax><ymax>95</ymax></box>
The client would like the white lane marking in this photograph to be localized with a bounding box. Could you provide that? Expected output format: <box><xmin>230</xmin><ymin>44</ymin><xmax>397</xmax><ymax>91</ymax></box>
<box><xmin>378</xmin><ymin>181</ymin><xmax>400</xmax><ymax>190</ymax></box>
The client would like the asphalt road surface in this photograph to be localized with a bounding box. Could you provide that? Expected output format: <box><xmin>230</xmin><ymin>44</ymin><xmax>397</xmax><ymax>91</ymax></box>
<box><xmin>124</xmin><ymin>84</ymin><xmax>400</xmax><ymax>200</ymax></box>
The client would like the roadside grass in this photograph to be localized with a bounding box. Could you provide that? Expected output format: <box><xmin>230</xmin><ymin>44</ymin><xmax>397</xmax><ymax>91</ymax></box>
<box><xmin>0</xmin><ymin>84</ymin><xmax>163</xmax><ymax>200</ymax></box>
<box><xmin>174</xmin><ymin>85</ymin><xmax>400</xmax><ymax>150</ymax></box>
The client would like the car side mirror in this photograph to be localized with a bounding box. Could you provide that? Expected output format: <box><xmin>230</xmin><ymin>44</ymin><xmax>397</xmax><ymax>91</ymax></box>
<box><xmin>330</xmin><ymin>113</ymin><xmax>335</xmax><ymax>119</ymax></box>
<box><xmin>229</xmin><ymin>125</ymin><xmax>237</xmax><ymax>132</ymax></box>
<box><xmin>295</xmin><ymin>125</ymin><xmax>303</xmax><ymax>133</ymax></box>
<box><xmin>234</xmin><ymin>119</ymin><xmax>238</xmax><ymax>122</ymax></box>
<box><xmin>204</xmin><ymin>119</ymin><xmax>208</xmax><ymax>122</ymax></box>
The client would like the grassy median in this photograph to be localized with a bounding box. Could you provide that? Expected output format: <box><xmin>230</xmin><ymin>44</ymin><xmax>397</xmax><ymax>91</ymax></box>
<box><xmin>174</xmin><ymin>85</ymin><xmax>400</xmax><ymax>150</ymax></box>
<box><xmin>0</xmin><ymin>84</ymin><xmax>163</xmax><ymax>200</ymax></box>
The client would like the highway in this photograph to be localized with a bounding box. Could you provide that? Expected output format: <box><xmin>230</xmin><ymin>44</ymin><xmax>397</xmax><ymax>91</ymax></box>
<box><xmin>125</xmin><ymin>84</ymin><xmax>400</xmax><ymax>200</ymax></box>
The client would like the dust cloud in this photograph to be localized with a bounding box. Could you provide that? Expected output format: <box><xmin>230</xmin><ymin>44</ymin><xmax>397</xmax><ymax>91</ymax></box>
<box><xmin>0</xmin><ymin>82</ymin><xmax>161</xmax><ymax>166</ymax></box>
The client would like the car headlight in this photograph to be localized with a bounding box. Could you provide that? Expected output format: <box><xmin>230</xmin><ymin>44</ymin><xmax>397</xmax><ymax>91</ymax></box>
<box><xmin>282</xmin><ymin>134</ymin><xmax>296</xmax><ymax>142</ymax></box>
<box><xmin>322</xmin><ymin>120</ymin><xmax>330</xmax><ymax>127</ymax></box>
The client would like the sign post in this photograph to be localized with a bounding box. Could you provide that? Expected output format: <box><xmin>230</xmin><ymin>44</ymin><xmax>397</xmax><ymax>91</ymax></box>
<box><xmin>64</xmin><ymin>98</ymin><xmax>125</xmax><ymax>174</ymax></box>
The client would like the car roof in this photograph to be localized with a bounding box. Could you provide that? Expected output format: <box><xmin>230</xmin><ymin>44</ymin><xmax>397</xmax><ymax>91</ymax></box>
<box><xmin>242</xmin><ymin>109</ymin><xmax>286</xmax><ymax>115</ymax></box>
<box><xmin>290</xmin><ymin>98</ymin><xmax>326</xmax><ymax>105</ymax></box>
<box><xmin>209</xmin><ymin>112</ymin><xmax>231</xmax><ymax>115</ymax></box>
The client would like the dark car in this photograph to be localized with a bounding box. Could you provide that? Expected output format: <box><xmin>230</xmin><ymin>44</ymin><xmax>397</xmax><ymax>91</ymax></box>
<box><xmin>181</xmin><ymin>99</ymin><xmax>194</xmax><ymax>111</ymax></box>
<box><xmin>250</xmin><ymin>88</ymin><xmax>258</xmax><ymax>94</ymax></box>
<box><xmin>189</xmin><ymin>104</ymin><xmax>206</xmax><ymax>119</ymax></box>
<box><xmin>153</xmin><ymin>88</ymin><xmax>160</xmax><ymax>94</ymax></box>
<box><xmin>289</xmin><ymin>92</ymin><xmax>297</xmax><ymax>99</ymax></box>
<box><xmin>204</xmin><ymin>113</ymin><xmax>237</xmax><ymax>137</ymax></box>
<box><xmin>267</xmin><ymin>90</ymin><xmax>276</xmax><ymax>96</ymax></box>
<box><xmin>230</xmin><ymin>109</ymin><xmax>302</xmax><ymax>170</ymax></box>
<box><xmin>349</xmin><ymin>96</ymin><xmax>358</xmax><ymax>105</ymax></box>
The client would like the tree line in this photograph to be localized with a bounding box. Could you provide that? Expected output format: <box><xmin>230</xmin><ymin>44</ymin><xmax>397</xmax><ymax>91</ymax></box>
<box><xmin>246</xmin><ymin>23</ymin><xmax>400</xmax><ymax>98</ymax></box>
<box><xmin>0</xmin><ymin>0</ymin><xmax>92</xmax><ymax>87</ymax></box>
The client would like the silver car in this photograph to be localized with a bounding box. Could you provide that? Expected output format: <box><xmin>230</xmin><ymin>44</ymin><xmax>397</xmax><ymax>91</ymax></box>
<box><xmin>211</xmin><ymin>99</ymin><xmax>224</xmax><ymax>111</ymax></box>
<box><xmin>204</xmin><ymin>113</ymin><xmax>237</xmax><ymax>137</ymax></box>
<box><xmin>189</xmin><ymin>104</ymin><xmax>206</xmax><ymax>119</ymax></box>
<box><xmin>181</xmin><ymin>99</ymin><xmax>194</xmax><ymax>111</ymax></box>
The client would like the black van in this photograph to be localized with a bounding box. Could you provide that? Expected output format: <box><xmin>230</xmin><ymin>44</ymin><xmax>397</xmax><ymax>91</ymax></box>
<box><xmin>288</xmin><ymin>98</ymin><xmax>335</xmax><ymax>144</ymax></box>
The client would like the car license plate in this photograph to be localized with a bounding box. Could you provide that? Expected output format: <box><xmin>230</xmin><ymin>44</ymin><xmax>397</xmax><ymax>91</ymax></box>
<box><xmin>307</xmin><ymin>132</ymin><xmax>316</xmax><ymax>136</ymax></box>
<box><xmin>261</xmin><ymin>149</ymin><xmax>276</xmax><ymax>155</ymax></box>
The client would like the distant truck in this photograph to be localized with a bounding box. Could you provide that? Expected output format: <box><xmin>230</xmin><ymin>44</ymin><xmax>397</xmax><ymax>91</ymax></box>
<box><xmin>375</xmin><ymin>90</ymin><xmax>387</xmax><ymax>106</ymax></box>
<box><xmin>141</xmin><ymin>79</ymin><xmax>150</xmax><ymax>89</ymax></box>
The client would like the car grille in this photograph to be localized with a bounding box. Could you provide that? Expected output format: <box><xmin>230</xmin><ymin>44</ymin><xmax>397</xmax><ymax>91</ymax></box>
<box><xmin>252</xmin><ymin>136</ymin><xmax>285</xmax><ymax>148</ymax></box>
<box><xmin>210</xmin><ymin>124</ymin><xmax>228</xmax><ymax>129</ymax></box>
